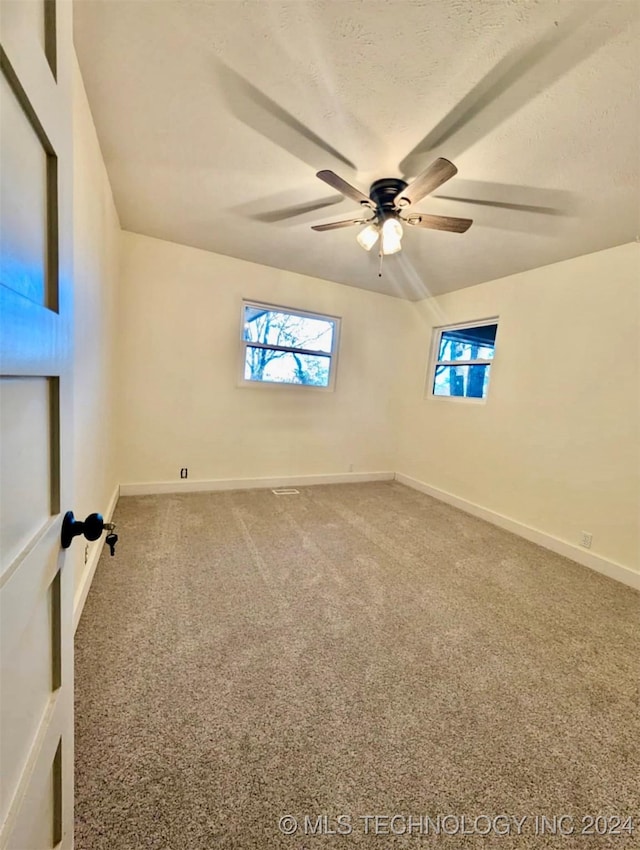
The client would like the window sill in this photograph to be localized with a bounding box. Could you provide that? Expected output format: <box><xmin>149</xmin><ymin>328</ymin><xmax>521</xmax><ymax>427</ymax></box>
<box><xmin>426</xmin><ymin>394</ymin><xmax>488</xmax><ymax>404</ymax></box>
<box><xmin>237</xmin><ymin>378</ymin><xmax>336</xmax><ymax>393</ymax></box>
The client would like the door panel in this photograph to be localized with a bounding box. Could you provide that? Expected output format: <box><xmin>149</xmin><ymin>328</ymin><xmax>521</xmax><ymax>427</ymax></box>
<box><xmin>1</xmin><ymin>0</ymin><xmax>74</xmax><ymax>847</ymax></box>
<box><xmin>0</xmin><ymin>0</ymin><xmax>46</xmax><ymax>57</ymax></box>
<box><xmin>0</xmin><ymin>378</ymin><xmax>54</xmax><ymax>571</ymax></box>
<box><xmin>4</xmin><ymin>724</ymin><xmax>63</xmax><ymax>850</ymax></box>
<box><xmin>0</xmin><ymin>539</ymin><xmax>60</xmax><ymax>827</ymax></box>
<box><xmin>0</xmin><ymin>71</ymin><xmax>49</xmax><ymax>306</ymax></box>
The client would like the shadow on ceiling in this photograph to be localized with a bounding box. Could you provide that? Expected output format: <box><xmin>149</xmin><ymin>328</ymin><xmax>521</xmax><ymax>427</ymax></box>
<box><xmin>399</xmin><ymin>1</ymin><xmax>635</xmax><ymax>176</ymax></box>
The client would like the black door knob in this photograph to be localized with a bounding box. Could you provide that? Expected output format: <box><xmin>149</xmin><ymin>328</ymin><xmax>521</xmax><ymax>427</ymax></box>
<box><xmin>83</xmin><ymin>513</ymin><xmax>105</xmax><ymax>541</ymax></box>
<box><xmin>61</xmin><ymin>511</ymin><xmax>105</xmax><ymax>549</ymax></box>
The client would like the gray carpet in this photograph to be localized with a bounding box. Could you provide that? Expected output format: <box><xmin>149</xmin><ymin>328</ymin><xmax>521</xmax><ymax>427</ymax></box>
<box><xmin>75</xmin><ymin>482</ymin><xmax>640</xmax><ymax>849</ymax></box>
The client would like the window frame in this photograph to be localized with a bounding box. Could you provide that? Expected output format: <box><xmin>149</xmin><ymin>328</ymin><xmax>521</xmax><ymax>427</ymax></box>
<box><xmin>238</xmin><ymin>299</ymin><xmax>341</xmax><ymax>391</ymax></box>
<box><xmin>426</xmin><ymin>317</ymin><xmax>499</xmax><ymax>403</ymax></box>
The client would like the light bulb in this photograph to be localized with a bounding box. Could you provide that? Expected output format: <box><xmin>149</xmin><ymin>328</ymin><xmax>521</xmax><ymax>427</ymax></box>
<box><xmin>381</xmin><ymin>218</ymin><xmax>403</xmax><ymax>255</ymax></box>
<box><xmin>356</xmin><ymin>223</ymin><xmax>379</xmax><ymax>251</ymax></box>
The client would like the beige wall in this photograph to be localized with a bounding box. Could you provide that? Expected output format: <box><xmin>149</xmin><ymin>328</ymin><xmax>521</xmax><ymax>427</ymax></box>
<box><xmin>72</xmin><ymin>55</ymin><xmax>121</xmax><ymax>601</ymax></box>
<box><xmin>396</xmin><ymin>243</ymin><xmax>640</xmax><ymax>573</ymax></box>
<box><xmin>116</xmin><ymin>231</ymin><xmax>409</xmax><ymax>485</ymax></box>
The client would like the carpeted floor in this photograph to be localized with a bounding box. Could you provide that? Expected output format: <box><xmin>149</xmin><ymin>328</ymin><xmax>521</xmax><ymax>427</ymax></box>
<box><xmin>74</xmin><ymin>482</ymin><xmax>640</xmax><ymax>849</ymax></box>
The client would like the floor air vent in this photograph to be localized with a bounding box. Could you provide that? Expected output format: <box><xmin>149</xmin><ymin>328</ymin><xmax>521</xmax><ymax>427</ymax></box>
<box><xmin>272</xmin><ymin>488</ymin><xmax>300</xmax><ymax>495</ymax></box>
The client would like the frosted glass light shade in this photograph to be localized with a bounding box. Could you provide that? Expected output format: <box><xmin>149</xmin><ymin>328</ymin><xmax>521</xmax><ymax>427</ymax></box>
<box><xmin>356</xmin><ymin>223</ymin><xmax>380</xmax><ymax>251</ymax></box>
<box><xmin>381</xmin><ymin>218</ymin><xmax>403</xmax><ymax>255</ymax></box>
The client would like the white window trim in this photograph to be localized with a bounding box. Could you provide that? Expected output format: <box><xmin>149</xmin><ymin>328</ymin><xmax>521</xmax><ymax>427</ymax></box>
<box><xmin>238</xmin><ymin>299</ymin><xmax>341</xmax><ymax>391</ymax></box>
<box><xmin>426</xmin><ymin>317</ymin><xmax>499</xmax><ymax>403</ymax></box>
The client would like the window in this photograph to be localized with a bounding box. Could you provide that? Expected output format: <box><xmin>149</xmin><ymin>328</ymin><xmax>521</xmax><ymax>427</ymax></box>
<box><xmin>240</xmin><ymin>301</ymin><xmax>340</xmax><ymax>389</ymax></box>
<box><xmin>429</xmin><ymin>320</ymin><xmax>498</xmax><ymax>400</ymax></box>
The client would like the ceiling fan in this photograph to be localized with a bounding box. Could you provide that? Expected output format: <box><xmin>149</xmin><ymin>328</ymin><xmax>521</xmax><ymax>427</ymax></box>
<box><xmin>311</xmin><ymin>158</ymin><xmax>472</xmax><ymax>263</ymax></box>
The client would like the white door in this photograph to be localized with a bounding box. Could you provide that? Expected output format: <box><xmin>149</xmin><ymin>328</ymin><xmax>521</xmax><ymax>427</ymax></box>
<box><xmin>1</xmin><ymin>1</ymin><xmax>75</xmax><ymax>847</ymax></box>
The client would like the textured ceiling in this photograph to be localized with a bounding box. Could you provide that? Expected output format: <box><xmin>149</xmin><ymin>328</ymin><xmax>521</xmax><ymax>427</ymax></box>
<box><xmin>73</xmin><ymin>0</ymin><xmax>639</xmax><ymax>300</ymax></box>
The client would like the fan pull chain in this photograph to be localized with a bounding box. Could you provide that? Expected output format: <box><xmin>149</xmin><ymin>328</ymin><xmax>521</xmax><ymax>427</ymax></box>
<box><xmin>378</xmin><ymin>245</ymin><xmax>384</xmax><ymax>277</ymax></box>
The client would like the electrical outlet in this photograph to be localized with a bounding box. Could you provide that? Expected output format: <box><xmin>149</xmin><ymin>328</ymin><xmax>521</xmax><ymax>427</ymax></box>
<box><xmin>180</xmin><ymin>467</ymin><xmax>188</xmax><ymax>479</ymax></box>
<box><xmin>348</xmin><ymin>463</ymin><xmax>354</xmax><ymax>472</ymax></box>
<box><xmin>84</xmin><ymin>544</ymin><xmax>89</xmax><ymax>565</ymax></box>
<box><xmin>580</xmin><ymin>531</ymin><xmax>592</xmax><ymax>549</ymax></box>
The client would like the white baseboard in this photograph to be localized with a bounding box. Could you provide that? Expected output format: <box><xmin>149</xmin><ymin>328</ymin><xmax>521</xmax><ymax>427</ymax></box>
<box><xmin>73</xmin><ymin>484</ymin><xmax>120</xmax><ymax>633</ymax></box>
<box><xmin>79</xmin><ymin>474</ymin><xmax>638</xmax><ymax>597</ymax></box>
<box><xmin>119</xmin><ymin>470</ymin><xmax>395</xmax><ymax>496</ymax></box>
<box><xmin>395</xmin><ymin>473</ymin><xmax>640</xmax><ymax>591</ymax></box>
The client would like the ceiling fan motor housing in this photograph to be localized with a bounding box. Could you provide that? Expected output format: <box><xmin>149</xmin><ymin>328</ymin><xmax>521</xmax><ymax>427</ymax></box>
<box><xmin>369</xmin><ymin>178</ymin><xmax>408</xmax><ymax>216</ymax></box>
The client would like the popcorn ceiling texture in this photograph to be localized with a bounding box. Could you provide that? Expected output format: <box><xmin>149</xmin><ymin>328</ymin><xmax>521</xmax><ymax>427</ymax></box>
<box><xmin>75</xmin><ymin>482</ymin><xmax>640</xmax><ymax>849</ymax></box>
<box><xmin>73</xmin><ymin>0</ymin><xmax>640</xmax><ymax>299</ymax></box>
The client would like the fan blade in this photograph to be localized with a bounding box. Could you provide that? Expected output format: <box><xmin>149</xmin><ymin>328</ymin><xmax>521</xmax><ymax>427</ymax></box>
<box><xmin>311</xmin><ymin>218</ymin><xmax>368</xmax><ymax>232</ymax></box>
<box><xmin>215</xmin><ymin>61</ymin><xmax>355</xmax><ymax>171</ymax></box>
<box><xmin>434</xmin><ymin>194</ymin><xmax>563</xmax><ymax>215</ymax></box>
<box><xmin>316</xmin><ymin>171</ymin><xmax>374</xmax><ymax>207</ymax></box>
<box><xmin>404</xmin><ymin>214</ymin><xmax>472</xmax><ymax>233</ymax></box>
<box><xmin>394</xmin><ymin>158</ymin><xmax>457</xmax><ymax>208</ymax></box>
<box><xmin>399</xmin><ymin>3</ymin><xmax>623</xmax><ymax>175</ymax></box>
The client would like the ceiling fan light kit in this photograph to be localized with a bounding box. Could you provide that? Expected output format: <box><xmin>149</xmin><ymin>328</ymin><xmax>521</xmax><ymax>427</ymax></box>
<box><xmin>356</xmin><ymin>223</ymin><xmax>379</xmax><ymax>251</ymax></box>
<box><xmin>354</xmin><ymin>219</ymin><xmax>403</xmax><ymax>256</ymax></box>
<box><xmin>380</xmin><ymin>217</ymin><xmax>403</xmax><ymax>254</ymax></box>
<box><xmin>312</xmin><ymin>158</ymin><xmax>473</xmax><ymax>273</ymax></box>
